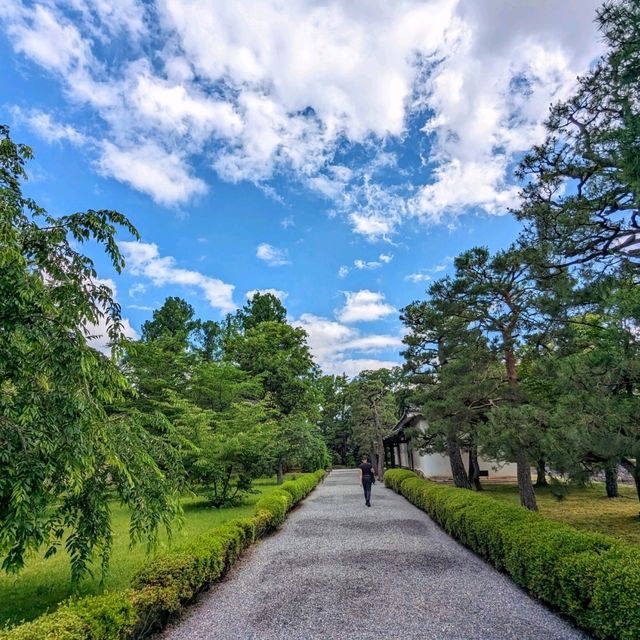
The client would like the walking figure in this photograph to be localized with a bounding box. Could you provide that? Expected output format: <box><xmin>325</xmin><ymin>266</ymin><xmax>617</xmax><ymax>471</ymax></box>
<box><xmin>358</xmin><ymin>455</ymin><xmax>375</xmax><ymax>507</ymax></box>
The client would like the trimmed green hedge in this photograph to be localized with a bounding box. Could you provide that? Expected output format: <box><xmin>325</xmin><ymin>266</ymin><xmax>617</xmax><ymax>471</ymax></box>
<box><xmin>0</xmin><ymin>470</ymin><xmax>326</xmax><ymax>640</ymax></box>
<box><xmin>0</xmin><ymin>592</ymin><xmax>136</xmax><ymax>640</ymax></box>
<box><xmin>384</xmin><ymin>469</ymin><xmax>640</xmax><ymax>640</ymax></box>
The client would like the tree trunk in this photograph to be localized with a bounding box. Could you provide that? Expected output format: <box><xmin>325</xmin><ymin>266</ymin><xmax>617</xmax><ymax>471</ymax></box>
<box><xmin>621</xmin><ymin>458</ymin><xmax>640</xmax><ymax>503</ymax></box>
<box><xmin>502</xmin><ymin>337</ymin><xmax>537</xmax><ymax>511</ymax></box>
<box><xmin>447</xmin><ymin>436</ymin><xmax>471</xmax><ymax>489</ymax></box>
<box><xmin>535</xmin><ymin>459</ymin><xmax>549</xmax><ymax>487</ymax></box>
<box><xmin>376</xmin><ymin>438</ymin><xmax>385</xmax><ymax>481</ymax></box>
<box><xmin>504</xmin><ymin>343</ymin><xmax>518</xmax><ymax>385</ymax></box>
<box><xmin>276</xmin><ymin>459</ymin><xmax>284</xmax><ymax>485</ymax></box>
<box><xmin>468</xmin><ymin>445</ymin><xmax>483</xmax><ymax>491</ymax></box>
<box><xmin>604</xmin><ymin>462</ymin><xmax>619</xmax><ymax>498</ymax></box>
<box><xmin>516</xmin><ymin>450</ymin><xmax>537</xmax><ymax>510</ymax></box>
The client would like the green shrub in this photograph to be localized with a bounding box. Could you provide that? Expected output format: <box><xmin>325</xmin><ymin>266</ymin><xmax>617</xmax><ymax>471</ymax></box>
<box><xmin>0</xmin><ymin>592</ymin><xmax>135</xmax><ymax>640</ymax></box>
<box><xmin>255</xmin><ymin>491</ymin><xmax>293</xmax><ymax>530</ymax></box>
<box><xmin>129</xmin><ymin>586</ymin><xmax>180</xmax><ymax>639</ymax></box>
<box><xmin>71</xmin><ymin>593</ymin><xmax>136</xmax><ymax>640</ymax></box>
<box><xmin>0</xmin><ymin>609</ymin><xmax>87</xmax><ymax>640</ymax></box>
<box><xmin>383</xmin><ymin>468</ymin><xmax>416</xmax><ymax>492</ymax></box>
<box><xmin>280</xmin><ymin>469</ymin><xmax>325</xmax><ymax>505</ymax></box>
<box><xmin>2</xmin><ymin>471</ymin><xmax>326</xmax><ymax>640</ymax></box>
<box><xmin>383</xmin><ymin>469</ymin><xmax>640</xmax><ymax>640</ymax></box>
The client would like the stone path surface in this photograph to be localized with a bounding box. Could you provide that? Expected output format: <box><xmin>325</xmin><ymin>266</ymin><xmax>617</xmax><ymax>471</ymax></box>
<box><xmin>161</xmin><ymin>470</ymin><xmax>589</xmax><ymax>640</ymax></box>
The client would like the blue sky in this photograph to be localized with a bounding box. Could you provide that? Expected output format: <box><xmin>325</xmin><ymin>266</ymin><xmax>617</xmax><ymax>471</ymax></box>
<box><xmin>1</xmin><ymin>0</ymin><xmax>604</xmax><ymax>375</ymax></box>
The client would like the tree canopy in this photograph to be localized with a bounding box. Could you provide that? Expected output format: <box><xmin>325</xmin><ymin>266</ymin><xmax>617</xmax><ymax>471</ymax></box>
<box><xmin>0</xmin><ymin>126</ymin><xmax>182</xmax><ymax>580</ymax></box>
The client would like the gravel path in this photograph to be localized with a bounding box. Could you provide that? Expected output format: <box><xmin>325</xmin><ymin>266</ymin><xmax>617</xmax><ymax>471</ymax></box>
<box><xmin>161</xmin><ymin>470</ymin><xmax>589</xmax><ymax>640</ymax></box>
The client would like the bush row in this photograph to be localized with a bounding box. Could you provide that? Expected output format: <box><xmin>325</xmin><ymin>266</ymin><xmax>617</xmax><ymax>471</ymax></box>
<box><xmin>384</xmin><ymin>469</ymin><xmax>640</xmax><ymax>640</ymax></box>
<box><xmin>0</xmin><ymin>470</ymin><xmax>326</xmax><ymax>640</ymax></box>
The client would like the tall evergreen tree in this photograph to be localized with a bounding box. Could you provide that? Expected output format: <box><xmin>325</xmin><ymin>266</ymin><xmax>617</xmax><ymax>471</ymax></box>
<box><xmin>517</xmin><ymin>0</ymin><xmax>640</xmax><ymax>270</ymax></box>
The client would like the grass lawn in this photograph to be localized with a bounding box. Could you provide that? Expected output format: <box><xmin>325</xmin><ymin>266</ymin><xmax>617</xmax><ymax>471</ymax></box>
<box><xmin>483</xmin><ymin>482</ymin><xmax>640</xmax><ymax>545</ymax></box>
<box><xmin>0</xmin><ymin>476</ymin><xmax>296</xmax><ymax>628</ymax></box>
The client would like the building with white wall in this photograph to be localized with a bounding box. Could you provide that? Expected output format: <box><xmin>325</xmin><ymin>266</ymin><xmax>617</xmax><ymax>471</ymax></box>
<box><xmin>383</xmin><ymin>409</ymin><xmax>518</xmax><ymax>481</ymax></box>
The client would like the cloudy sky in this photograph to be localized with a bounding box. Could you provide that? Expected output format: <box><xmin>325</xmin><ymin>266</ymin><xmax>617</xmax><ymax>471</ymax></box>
<box><xmin>1</xmin><ymin>0</ymin><xmax>604</xmax><ymax>375</ymax></box>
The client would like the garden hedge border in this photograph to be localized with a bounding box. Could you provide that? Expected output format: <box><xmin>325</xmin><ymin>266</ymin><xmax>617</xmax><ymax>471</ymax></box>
<box><xmin>0</xmin><ymin>469</ymin><xmax>327</xmax><ymax>640</ymax></box>
<box><xmin>384</xmin><ymin>469</ymin><xmax>640</xmax><ymax>640</ymax></box>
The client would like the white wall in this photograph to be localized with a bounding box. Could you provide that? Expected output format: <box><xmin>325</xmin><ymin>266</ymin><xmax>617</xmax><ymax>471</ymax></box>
<box><xmin>477</xmin><ymin>457</ymin><xmax>519</xmax><ymax>478</ymax></box>
<box><xmin>413</xmin><ymin>451</ymin><xmax>452</xmax><ymax>477</ymax></box>
<box><xmin>399</xmin><ymin>443</ymin><xmax>410</xmax><ymax>468</ymax></box>
<box><xmin>411</xmin><ymin>449</ymin><xmax>518</xmax><ymax>479</ymax></box>
<box><xmin>393</xmin><ymin>417</ymin><xmax>519</xmax><ymax>479</ymax></box>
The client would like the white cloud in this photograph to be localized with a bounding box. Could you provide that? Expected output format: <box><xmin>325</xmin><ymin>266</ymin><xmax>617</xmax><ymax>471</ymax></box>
<box><xmin>294</xmin><ymin>313</ymin><xmax>401</xmax><ymax>376</ymax></box>
<box><xmin>334</xmin><ymin>358</ymin><xmax>399</xmax><ymax>377</ymax></box>
<box><xmin>406</xmin><ymin>256</ymin><xmax>453</xmax><ymax>282</ymax></box>
<box><xmin>120</xmin><ymin>241</ymin><xmax>236</xmax><ymax>313</ymax></box>
<box><xmin>338</xmin><ymin>265</ymin><xmax>350</xmax><ymax>279</ymax></box>
<box><xmin>1</xmin><ymin>0</ymin><xmax>603</xmax><ymax>226</ymax></box>
<box><xmin>406</xmin><ymin>272</ymin><xmax>432</xmax><ymax>283</ymax></box>
<box><xmin>431</xmin><ymin>260</ymin><xmax>450</xmax><ymax>273</ymax></box>
<box><xmin>98</xmin><ymin>142</ymin><xmax>207</xmax><ymax>206</ymax></box>
<box><xmin>245</xmin><ymin>288</ymin><xmax>288</xmax><ymax>302</ymax></box>
<box><xmin>348</xmin><ymin>211</ymin><xmax>398</xmax><ymax>242</ymax></box>
<box><xmin>128</xmin><ymin>282</ymin><xmax>146</xmax><ymax>297</ymax></box>
<box><xmin>280</xmin><ymin>216</ymin><xmax>295</xmax><ymax>229</ymax></box>
<box><xmin>128</xmin><ymin>304</ymin><xmax>154</xmax><ymax>311</ymax></box>
<box><xmin>256</xmin><ymin>243</ymin><xmax>290</xmax><ymax>266</ymax></box>
<box><xmin>337</xmin><ymin>290</ymin><xmax>396</xmax><ymax>324</ymax></box>
<box><xmin>6</xmin><ymin>3</ymin><xmax>93</xmax><ymax>75</ymax></box>
<box><xmin>12</xmin><ymin>107</ymin><xmax>86</xmax><ymax>145</ymax></box>
<box><xmin>354</xmin><ymin>259</ymin><xmax>381</xmax><ymax>271</ymax></box>
<box><xmin>54</xmin><ymin>0</ymin><xmax>147</xmax><ymax>42</ymax></box>
<box><xmin>125</xmin><ymin>65</ymin><xmax>243</xmax><ymax>143</ymax></box>
<box><xmin>353</xmin><ymin>253</ymin><xmax>394</xmax><ymax>271</ymax></box>
<box><xmin>407</xmin><ymin>0</ymin><xmax>603</xmax><ymax>223</ymax></box>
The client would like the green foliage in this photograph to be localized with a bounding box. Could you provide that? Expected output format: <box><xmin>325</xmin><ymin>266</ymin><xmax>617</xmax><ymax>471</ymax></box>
<box><xmin>385</xmin><ymin>470</ymin><xmax>640</xmax><ymax>640</ymax></box>
<box><xmin>0</xmin><ymin>484</ymin><xmax>294</xmax><ymax>627</ymax></box>
<box><xmin>348</xmin><ymin>368</ymin><xmax>399</xmax><ymax>477</ymax></box>
<box><xmin>225</xmin><ymin>320</ymin><xmax>318</xmax><ymax>416</ymax></box>
<box><xmin>517</xmin><ymin>0</ymin><xmax>640</xmax><ymax>270</ymax></box>
<box><xmin>140</xmin><ymin>297</ymin><xmax>199</xmax><ymax>347</ymax></box>
<box><xmin>125</xmin><ymin>311</ymin><xmax>276</xmax><ymax>509</ymax></box>
<box><xmin>0</xmin><ymin>126</ymin><xmax>181</xmax><ymax>582</ymax></box>
<box><xmin>382</xmin><ymin>469</ymin><xmax>416</xmax><ymax>492</ymax></box>
<box><xmin>266</xmin><ymin>413</ymin><xmax>329</xmax><ymax>482</ymax></box>
<box><xmin>0</xmin><ymin>592</ymin><xmax>135</xmax><ymax>640</ymax></box>
<box><xmin>317</xmin><ymin>375</ymin><xmax>357</xmax><ymax>465</ymax></box>
<box><xmin>236</xmin><ymin>292</ymin><xmax>287</xmax><ymax>331</ymax></box>
<box><xmin>122</xmin><ymin>290</ymin><xmax>326</xmax><ymax>506</ymax></box>
<box><xmin>254</xmin><ymin>492</ymin><xmax>293</xmax><ymax>530</ymax></box>
<box><xmin>193</xmin><ymin>319</ymin><xmax>224</xmax><ymax>362</ymax></box>
<box><xmin>279</xmin><ymin>469</ymin><xmax>326</xmax><ymax>505</ymax></box>
<box><xmin>401</xmin><ymin>290</ymin><xmax>502</xmax><ymax>489</ymax></box>
<box><xmin>189</xmin><ymin>361</ymin><xmax>262</xmax><ymax>412</ymax></box>
<box><xmin>187</xmin><ymin>400</ymin><xmax>275</xmax><ymax>508</ymax></box>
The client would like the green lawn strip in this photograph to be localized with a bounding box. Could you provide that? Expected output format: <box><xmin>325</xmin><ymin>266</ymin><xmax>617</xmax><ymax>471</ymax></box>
<box><xmin>0</xmin><ymin>476</ymin><xmax>296</xmax><ymax>627</ymax></box>
<box><xmin>0</xmin><ymin>471</ymin><xmax>326</xmax><ymax>640</ymax></box>
<box><xmin>482</xmin><ymin>483</ymin><xmax>640</xmax><ymax>545</ymax></box>
<box><xmin>385</xmin><ymin>469</ymin><xmax>640</xmax><ymax>640</ymax></box>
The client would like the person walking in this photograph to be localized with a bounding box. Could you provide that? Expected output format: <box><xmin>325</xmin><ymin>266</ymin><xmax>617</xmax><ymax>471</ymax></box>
<box><xmin>357</xmin><ymin>455</ymin><xmax>375</xmax><ymax>507</ymax></box>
